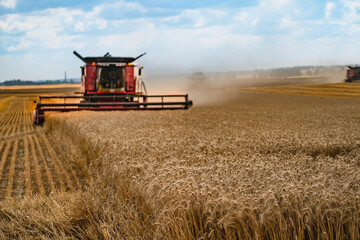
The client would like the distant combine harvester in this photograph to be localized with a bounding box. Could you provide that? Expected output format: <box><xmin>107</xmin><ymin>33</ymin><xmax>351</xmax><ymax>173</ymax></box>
<box><xmin>345</xmin><ymin>66</ymin><xmax>360</xmax><ymax>83</ymax></box>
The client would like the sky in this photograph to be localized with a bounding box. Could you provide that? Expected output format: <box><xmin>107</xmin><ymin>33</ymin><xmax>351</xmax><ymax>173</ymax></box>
<box><xmin>1</xmin><ymin>0</ymin><xmax>360</xmax><ymax>81</ymax></box>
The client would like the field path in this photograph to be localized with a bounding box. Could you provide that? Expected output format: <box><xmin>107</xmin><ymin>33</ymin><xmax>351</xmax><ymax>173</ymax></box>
<box><xmin>0</xmin><ymin>97</ymin><xmax>84</xmax><ymax>200</ymax></box>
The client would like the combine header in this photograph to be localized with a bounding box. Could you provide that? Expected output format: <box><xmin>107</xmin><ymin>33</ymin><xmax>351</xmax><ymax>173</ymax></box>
<box><xmin>33</xmin><ymin>51</ymin><xmax>192</xmax><ymax>125</ymax></box>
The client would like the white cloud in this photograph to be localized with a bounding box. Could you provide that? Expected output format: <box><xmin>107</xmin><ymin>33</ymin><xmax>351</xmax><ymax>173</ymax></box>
<box><xmin>325</xmin><ymin>2</ymin><xmax>335</xmax><ymax>18</ymax></box>
<box><xmin>260</xmin><ymin>0</ymin><xmax>292</xmax><ymax>8</ymax></box>
<box><xmin>0</xmin><ymin>14</ymin><xmax>37</xmax><ymax>32</ymax></box>
<box><xmin>341</xmin><ymin>0</ymin><xmax>360</xmax><ymax>22</ymax></box>
<box><xmin>234</xmin><ymin>12</ymin><xmax>248</xmax><ymax>23</ymax></box>
<box><xmin>75</xmin><ymin>21</ymin><xmax>85</xmax><ymax>32</ymax></box>
<box><xmin>251</xmin><ymin>17</ymin><xmax>258</xmax><ymax>26</ymax></box>
<box><xmin>194</xmin><ymin>16</ymin><xmax>205</xmax><ymax>27</ymax></box>
<box><xmin>94</xmin><ymin>19</ymin><xmax>107</xmax><ymax>30</ymax></box>
<box><xmin>92</xmin><ymin>0</ymin><xmax>147</xmax><ymax>16</ymax></box>
<box><xmin>0</xmin><ymin>8</ymin><xmax>81</xmax><ymax>33</ymax></box>
<box><xmin>0</xmin><ymin>0</ymin><xmax>17</xmax><ymax>9</ymax></box>
<box><xmin>24</xmin><ymin>28</ymin><xmax>83</xmax><ymax>49</ymax></box>
<box><xmin>342</xmin><ymin>0</ymin><xmax>360</xmax><ymax>11</ymax></box>
<box><xmin>0</xmin><ymin>7</ymin><xmax>109</xmax><ymax>52</ymax></box>
<box><xmin>167</xmin><ymin>9</ymin><xmax>225</xmax><ymax>27</ymax></box>
<box><xmin>102</xmin><ymin>0</ymin><xmax>147</xmax><ymax>13</ymax></box>
<box><xmin>7</xmin><ymin>38</ymin><xmax>30</xmax><ymax>51</ymax></box>
<box><xmin>280</xmin><ymin>17</ymin><xmax>296</xmax><ymax>28</ymax></box>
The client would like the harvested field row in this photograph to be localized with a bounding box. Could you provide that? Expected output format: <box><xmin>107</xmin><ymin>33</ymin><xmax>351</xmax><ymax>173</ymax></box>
<box><xmin>0</xmin><ymin>97</ymin><xmax>34</xmax><ymax>140</ymax></box>
<box><xmin>0</xmin><ymin>97</ymin><xmax>84</xmax><ymax>200</ymax></box>
<box><xmin>0</xmin><ymin>96</ymin><xmax>15</xmax><ymax>113</ymax></box>
<box><xmin>239</xmin><ymin>82</ymin><xmax>360</xmax><ymax>98</ymax></box>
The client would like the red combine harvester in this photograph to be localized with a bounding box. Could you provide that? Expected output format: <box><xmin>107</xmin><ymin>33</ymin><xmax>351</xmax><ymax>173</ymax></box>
<box><xmin>345</xmin><ymin>66</ymin><xmax>360</xmax><ymax>82</ymax></box>
<box><xmin>33</xmin><ymin>51</ymin><xmax>193</xmax><ymax>125</ymax></box>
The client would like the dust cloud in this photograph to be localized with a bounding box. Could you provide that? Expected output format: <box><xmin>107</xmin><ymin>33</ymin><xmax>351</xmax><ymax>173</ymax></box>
<box><xmin>142</xmin><ymin>66</ymin><xmax>347</xmax><ymax>107</ymax></box>
<box><xmin>143</xmin><ymin>73</ymin><xmax>235</xmax><ymax>106</ymax></box>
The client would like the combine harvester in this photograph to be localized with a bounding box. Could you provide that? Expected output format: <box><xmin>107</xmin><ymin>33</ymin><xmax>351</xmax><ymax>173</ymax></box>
<box><xmin>33</xmin><ymin>51</ymin><xmax>193</xmax><ymax>125</ymax></box>
<box><xmin>345</xmin><ymin>66</ymin><xmax>360</xmax><ymax>83</ymax></box>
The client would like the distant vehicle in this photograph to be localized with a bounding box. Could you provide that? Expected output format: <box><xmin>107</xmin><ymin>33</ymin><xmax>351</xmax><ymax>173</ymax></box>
<box><xmin>188</xmin><ymin>72</ymin><xmax>210</xmax><ymax>89</ymax></box>
<box><xmin>345</xmin><ymin>66</ymin><xmax>360</xmax><ymax>82</ymax></box>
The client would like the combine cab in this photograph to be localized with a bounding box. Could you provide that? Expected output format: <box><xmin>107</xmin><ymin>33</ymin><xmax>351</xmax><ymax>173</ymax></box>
<box><xmin>188</xmin><ymin>72</ymin><xmax>209</xmax><ymax>90</ymax></box>
<box><xmin>33</xmin><ymin>51</ymin><xmax>193</xmax><ymax>125</ymax></box>
<box><xmin>345</xmin><ymin>66</ymin><xmax>360</xmax><ymax>82</ymax></box>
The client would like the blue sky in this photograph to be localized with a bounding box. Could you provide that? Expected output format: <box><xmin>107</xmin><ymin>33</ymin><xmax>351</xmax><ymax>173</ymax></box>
<box><xmin>1</xmin><ymin>0</ymin><xmax>360</xmax><ymax>81</ymax></box>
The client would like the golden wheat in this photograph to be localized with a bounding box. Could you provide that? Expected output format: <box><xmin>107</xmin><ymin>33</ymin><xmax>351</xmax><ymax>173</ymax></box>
<box><xmin>45</xmin><ymin>91</ymin><xmax>360</xmax><ymax>239</ymax></box>
<box><xmin>0</xmin><ymin>87</ymin><xmax>359</xmax><ymax>239</ymax></box>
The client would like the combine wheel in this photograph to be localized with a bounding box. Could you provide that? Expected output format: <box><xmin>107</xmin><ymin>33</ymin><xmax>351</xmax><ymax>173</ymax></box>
<box><xmin>32</xmin><ymin>109</ymin><xmax>44</xmax><ymax>126</ymax></box>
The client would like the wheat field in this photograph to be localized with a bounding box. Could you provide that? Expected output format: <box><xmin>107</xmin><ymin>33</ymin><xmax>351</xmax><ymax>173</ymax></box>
<box><xmin>0</xmin><ymin>86</ymin><xmax>359</xmax><ymax>239</ymax></box>
<box><xmin>46</xmin><ymin>91</ymin><xmax>360</xmax><ymax>239</ymax></box>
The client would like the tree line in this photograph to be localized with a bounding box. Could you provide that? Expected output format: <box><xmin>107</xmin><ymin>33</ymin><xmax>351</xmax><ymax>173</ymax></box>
<box><xmin>0</xmin><ymin>79</ymin><xmax>80</xmax><ymax>86</ymax></box>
